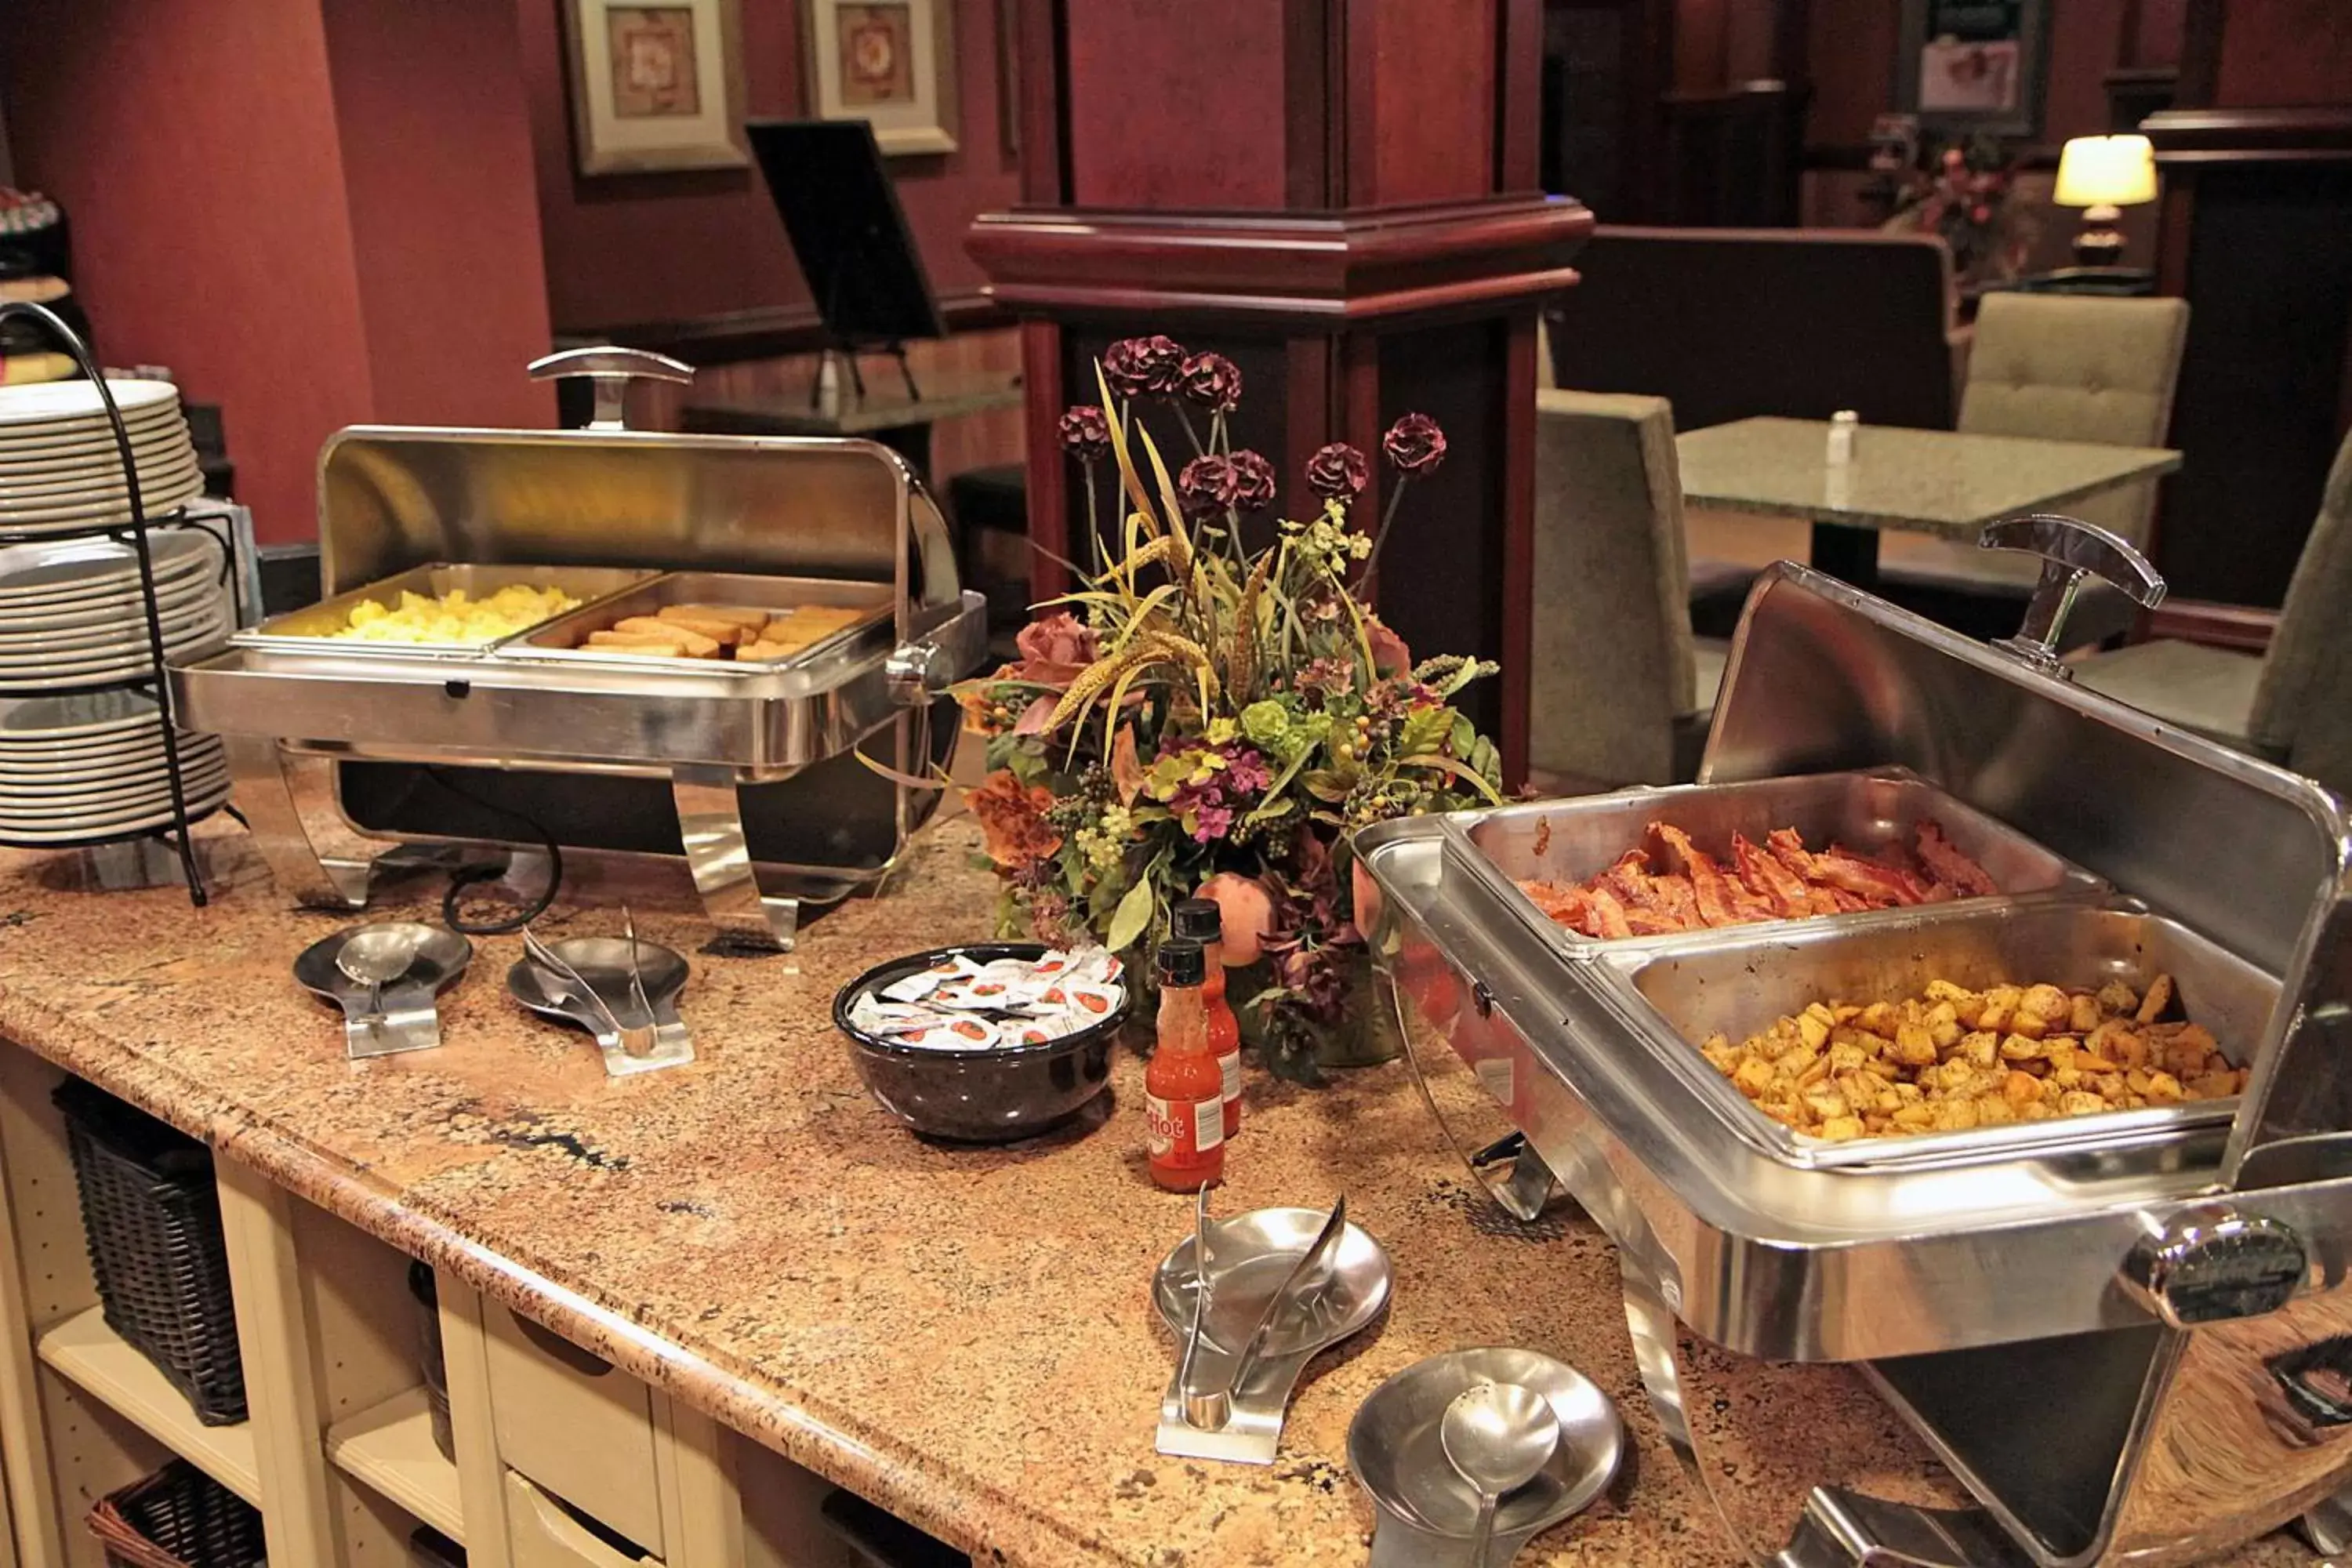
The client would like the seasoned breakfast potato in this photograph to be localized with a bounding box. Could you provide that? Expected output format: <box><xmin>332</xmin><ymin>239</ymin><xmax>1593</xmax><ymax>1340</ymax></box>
<box><xmin>329</xmin><ymin>584</ymin><xmax>578</xmax><ymax>644</ymax></box>
<box><xmin>1699</xmin><ymin>974</ymin><xmax>2248</xmax><ymax>1142</ymax></box>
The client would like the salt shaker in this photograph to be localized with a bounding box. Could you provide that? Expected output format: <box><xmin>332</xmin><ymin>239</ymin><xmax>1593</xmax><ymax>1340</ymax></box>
<box><xmin>1827</xmin><ymin>408</ymin><xmax>1859</xmax><ymax>466</ymax></box>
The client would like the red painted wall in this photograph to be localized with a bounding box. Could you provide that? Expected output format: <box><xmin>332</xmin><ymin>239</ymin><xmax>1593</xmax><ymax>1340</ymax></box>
<box><xmin>519</xmin><ymin>0</ymin><xmax>1023</xmax><ymax>331</ymax></box>
<box><xmin>0</xmin><ymin>0</ymin><xmax>374</xmax><ymax>541</ymax></box>
<box><xmin>0</xmin><ymin>0</ymin><xmax>554</xmax><ymax>541</ymax></box>
<box><xmin>321</xmin><ymin>0</ymin><xmax>556</xmax><ymax>427</ymax></box>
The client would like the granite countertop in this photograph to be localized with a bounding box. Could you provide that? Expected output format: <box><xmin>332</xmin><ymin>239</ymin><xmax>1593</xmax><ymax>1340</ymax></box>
<box><xmin>1675</xmin><ymin>416</ymin><xmax>2183</xmax><ymax>535</ymax></box>
<box><xmin>0</xmin><ymin>820</ymin><xmax>2313</xmax><ymax>1566</ymax></box>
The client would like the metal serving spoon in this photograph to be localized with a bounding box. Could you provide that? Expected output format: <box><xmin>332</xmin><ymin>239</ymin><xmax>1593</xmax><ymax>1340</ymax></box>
<box><xmin>336</xmin><ymin>926</ymin><xmax>420</xmax><ymax>1024</ymax></box>
<box><xmin>1441</xmin><ymin>1380</ymin><xmax>1561</xmax><ymax>1566</ymax></box>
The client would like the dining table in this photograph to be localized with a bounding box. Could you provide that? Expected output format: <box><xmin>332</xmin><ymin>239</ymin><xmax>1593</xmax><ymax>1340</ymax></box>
<box><xmin>1674</xmin><ymin>416</ymin><xmax>2183</xmax><ymax>587</ymax></box>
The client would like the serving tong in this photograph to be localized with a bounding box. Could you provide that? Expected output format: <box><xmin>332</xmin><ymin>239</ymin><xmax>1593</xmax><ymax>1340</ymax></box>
<box><xmin>1154</xmin><ymin>1193</ymin><xmax>1391</xmax><ymax>1464</ymax></box>
<box><xmin>507</xmin><ymin>907</ymin><xmax>695</xmax><ymax>1076</ymax></box>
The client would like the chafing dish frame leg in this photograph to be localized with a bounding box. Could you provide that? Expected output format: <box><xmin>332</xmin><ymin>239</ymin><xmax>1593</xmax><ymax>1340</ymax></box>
<box><xmin>224</xmin><ymin>734</ymin><xmax>373</xmax><ymax>909</ymax></box>
<box><xmin>671</xmin><ymin>768</ymin><xmax>799</xmax><ymax>953</ymax></box>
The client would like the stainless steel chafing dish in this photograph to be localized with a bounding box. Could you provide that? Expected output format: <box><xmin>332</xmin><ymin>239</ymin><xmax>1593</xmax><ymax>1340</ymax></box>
<box><xmin>169</xmin><ymin>349</ymin><xmax>986</xmax><ymax>950</ymax></box>
<box><xmin>1361</xmin><ymin>517</ymin><xmax>2352</xmax><ymax>1566</ymax></box>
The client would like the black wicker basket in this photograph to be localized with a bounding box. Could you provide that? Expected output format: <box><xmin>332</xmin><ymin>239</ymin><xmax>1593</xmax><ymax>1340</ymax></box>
<box><xmin>88</xmin><ymin>1461</ymin><xmax>266</xmax><ymax>1568</ymax></box>
<box><xmin>54</xmin><ymin>1079</ymin><xmax>247</xmax><ymax>1424</ymax></box>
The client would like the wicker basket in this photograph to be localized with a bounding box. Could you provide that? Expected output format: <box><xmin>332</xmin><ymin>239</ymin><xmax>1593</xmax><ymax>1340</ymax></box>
<box><xmin>54</xmin><ymin>1078</ymin><xmax>248</xmax><ymax>1424</ymax></box>
<box><xmin>88</xmin><ymin>1461</ymin><xmax>266</xmax><ymax>1568</ymax></box>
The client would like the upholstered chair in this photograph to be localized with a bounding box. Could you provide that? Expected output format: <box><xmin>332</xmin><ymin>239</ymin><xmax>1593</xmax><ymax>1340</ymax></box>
<box><xmin>1529</xmin><ymin>390</ymin><xmax>1723</xmax><ymax>790</ymax></box>
<box><xmin>2074</xmin><ymin>427</ymin><xmax>2352</xmax><ymax>797</ymax></box>
<box><xmin>1886</xmin><ymin>293</ymin><xmax>2189</xmax><ymax>625</ymax></box>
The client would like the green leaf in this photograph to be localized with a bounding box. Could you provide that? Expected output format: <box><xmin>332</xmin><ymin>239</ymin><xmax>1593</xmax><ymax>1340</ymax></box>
<box><xmin>1399</xmin><ymin>752</ymin><xmax>1505</xmax><ymax>804</ymax></box>
<box><xmin>1106</xmin><ymin>870</ymin><xmax>1157</xmax><ymax>952</ymax></box>
<box><xmin>1301</xmin><ymin>770</ymin><xmax>1351</xmax><ymax>804</ymax></box>
<box><xmin>1246</xmin><ymin>747</ymin><xmax>1316</xmax><ymax>823</ymax></box>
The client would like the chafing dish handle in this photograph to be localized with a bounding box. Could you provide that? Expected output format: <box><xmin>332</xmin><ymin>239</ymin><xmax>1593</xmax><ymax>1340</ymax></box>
<box><xmin>528</xmin><ymin>347</ymin><xmax>693</xmax><ymax>431</ymax></box>
<box><xmin>1977</xmin><ymin>514</ymin><xmax>2166</xmax><ymax>677</ymax></box>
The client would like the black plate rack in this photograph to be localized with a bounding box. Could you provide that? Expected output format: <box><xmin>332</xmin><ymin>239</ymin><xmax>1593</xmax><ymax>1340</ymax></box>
<box><xmin>0</xmin><ymin>301</ymin><xmax>242</xmax><ymax>902</ymax></box>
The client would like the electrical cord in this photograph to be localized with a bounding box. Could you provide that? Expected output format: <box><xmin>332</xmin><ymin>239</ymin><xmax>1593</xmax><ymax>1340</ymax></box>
<box><xmin>422</xmin><ymin>766</ymin><xmax>565</xmax><ymax>935</ymax></box>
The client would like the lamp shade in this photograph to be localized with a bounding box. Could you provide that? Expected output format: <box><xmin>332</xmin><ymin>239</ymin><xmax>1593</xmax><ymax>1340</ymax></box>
<box><xmin>2054</xmin><ymin>135</ymin><xmax>2158</xmax><ymax>208</ymax></box>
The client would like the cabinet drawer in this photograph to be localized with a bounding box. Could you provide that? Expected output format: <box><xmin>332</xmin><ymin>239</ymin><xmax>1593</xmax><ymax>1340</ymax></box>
<box><xmin>484</xmin><ymin>1301</ymin><xmax>666</xmax><ymax>1555</ymax></box>
<box><xmin>507</xmin><ymin>1470</ymin><xmax>664</xmax><ymax>1568</ymax></box>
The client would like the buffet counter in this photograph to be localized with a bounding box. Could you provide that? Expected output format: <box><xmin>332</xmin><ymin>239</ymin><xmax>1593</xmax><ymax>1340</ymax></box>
<box><xmin>0</xmin><ymin>818</ymin><xmax>2312</xmax><ymax>1566</ymax></box>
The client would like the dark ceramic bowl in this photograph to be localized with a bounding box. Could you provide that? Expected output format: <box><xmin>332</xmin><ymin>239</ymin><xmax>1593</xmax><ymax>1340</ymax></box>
<box><xmin>833</xmin><ymin>942</ymin><xmax>1126</xmax><ymax>1144</ymax></box>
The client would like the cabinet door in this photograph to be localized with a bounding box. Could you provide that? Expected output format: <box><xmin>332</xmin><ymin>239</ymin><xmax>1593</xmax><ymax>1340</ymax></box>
<box><xmin>482</xmin><ymin>1303</ymin><xmax>665</xmax><ymax>1555</ymax></box>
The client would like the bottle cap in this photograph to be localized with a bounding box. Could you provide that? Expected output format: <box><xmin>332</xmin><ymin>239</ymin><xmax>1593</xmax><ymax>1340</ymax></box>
<box><xmin>1156</xmin><ymin>938</ymin><xmax>1207</xmax><ymax>987</ymax></box>
<box><xmin>1171</xmin><ymin>898</ymin><xmax>1223</xmax><ymax>942</ymax></box>
<box><xmin>1831</xmin><ymin>408</ymin><xmax>1859</xmax><ymax>425</ymax></box>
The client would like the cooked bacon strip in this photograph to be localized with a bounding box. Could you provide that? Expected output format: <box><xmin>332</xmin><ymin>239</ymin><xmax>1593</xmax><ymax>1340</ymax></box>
<box><xmin>1598</xmin><ymin>849</ymin><xmax>1657</xmax><ymax>913</ymax></box>
<box><xmin>1582</xmin><ymin>882</ymin><xmax>1635</xmax><ymax>939</ymax></box>
<box><xmin>1733</xmin><ymin>832</ymin><xmax>1813</xmax><ymax>919</ymax></box>
<box><xmin>1814</xmin><ymin>845</ymin><xmax>1930</xmax><ymax>906</ymax></box>
<box><xmin>1646</xmin><ymin>873</ymin><xmax>1700</xmax><ymax>928</ymax></box>
<box><xmin>1518</xmin><ymin>880</ymin><xmax>1594</xmax><ymax>933</ymax></box>
<box><xmin>1915</xmin><ymin>820</ymin><xmax>1997</xmax><ymax>898</ymax></box>
<box><xmin>1650</xmin><ymin>823</ymin><xmax>1751</xmax><ymax>927</ymax></box>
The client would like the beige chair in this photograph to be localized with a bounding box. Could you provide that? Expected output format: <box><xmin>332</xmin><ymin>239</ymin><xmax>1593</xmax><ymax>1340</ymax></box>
<box><xmin>1886</xmin><ymin>292</ymin><xmax>2189</xmax><ymax>605</ymax></box>
<box><xmin>2073</xmin><ymin>427</ymin><xmax>2352</xmax><ymax>797</ymax></box>
<box><xmin>1529</xmin><ymin>390</ymin><xmax>1724</xmax><ymax>790</ymax></box>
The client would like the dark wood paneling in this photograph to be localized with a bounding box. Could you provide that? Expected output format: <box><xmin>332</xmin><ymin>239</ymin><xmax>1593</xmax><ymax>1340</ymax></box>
<box><xmin>1369</xmin><ymin>0</ymin><xmax>1499</xmax><ymax>204</ymax></box>
<box><xmin>2143</xmin><ymin>106</ymin><xmax>2352</xmax><ymax>162</ymax></box>
<box><xmin>1497</xmin><ymin>312</ymin><xmax>1538</xmax><ymax>787</ymax></box>
<box><xmin>2161</xmin><ymin>162</ymin><xmax>2352</xmax><ymax>604</ymax></box>
<box><xmin>2214</xmin><ymin>0</ymin><xmax>2352</xmax><ymax>107</ymax></box>
<box><xmin>1065</xmin><ymin>0</ymin><xmax>1290</xmax><ymax>209</ymax></box>
<box><xmin>1021</xmin><ymin>321</ymin><xmax>1071</xmax><ymax>597</ymax></box>
<box><xmin>1016</xmin><ymin>0</ymin><xmax>1070</xmax><ymax>205</ymax></box>
<box><xmin>967</xmin><ymin>197</ymin><xmax>1591</xmax><ymax>325</ymax></box>
<box><xmin>1497</xmin><ymin>0</ymin><xmax>1544</xmax><ymax>192</ymax></box>
<box><xmin>1374</xmin><ymin>321</ymin><xmax>1505</xmax><ymax>739</ymax></box>
<box><xmin>1285</xmin><ymin>0</ymin><xmax>1338</xmax><ymax>206</ymax></box>
<box><xmin>2143</xmin><ymin>599</ymin><xmax>2278</xmax><ymax>652</ymax></box>
<box><xmin>590</xmin><ymin>291</ymin><xmax>1011</xmax><ymax>366</ymax></box>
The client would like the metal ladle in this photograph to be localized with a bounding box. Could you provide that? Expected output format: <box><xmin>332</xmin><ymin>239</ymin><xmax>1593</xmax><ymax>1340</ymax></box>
<box><xmin>336</xmin><ymin>925</ymin><xmax>421</xmax><ymax>1024</ymax></box>
<box><xmin>1440</xmin><ymin>1380</ymin><xmax>1561</xmax><ymax>1566</ymax></box>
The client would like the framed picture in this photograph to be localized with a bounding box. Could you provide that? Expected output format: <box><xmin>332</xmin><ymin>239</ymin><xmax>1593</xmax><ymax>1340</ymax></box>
<box><xmin>804</xmin><ymin>0</ymin><xmax>958</xmax><ymax>158</ymax></box>
<box><xmin>1896</xmin><ymin>0</ymin><xmax>2049</xmax><ymax>140</ymax></box>
<box><xmin>564</xmin><ymin>0</ymin><xmax>749</xmax><ymax>175</ymax></box>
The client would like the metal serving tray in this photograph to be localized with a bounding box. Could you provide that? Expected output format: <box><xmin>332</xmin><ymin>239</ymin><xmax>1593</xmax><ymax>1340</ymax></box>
<box><xmin>236</xmin><ymin>561</ymin><xmax>654</xmax><ymax>655</ymax></box>
<box><xmin>512</xmin><ymin>570</ymin><xmax>891</xmax><ymax>670</ymax></box>
<box><xmin>1602</xmin><ymin>901</ymin><xmax>2279</xmax><ymax>1171</ymax></box>
<box><xmin>1453</xmin><ymin>768</ymin><xmax>2102</xmax><ymax>955</ymax></box>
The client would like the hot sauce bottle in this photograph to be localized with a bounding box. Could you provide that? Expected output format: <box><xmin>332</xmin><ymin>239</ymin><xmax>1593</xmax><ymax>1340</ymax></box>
<box><xmin>1146</xmin><ymin>939</ymin><xmax>1225</xmax><ymax>1192</ymax></box>
<box><xmin>1173</xmin><ymin>898</ymin><xmax>1243</xmax><ymax>1139</ymax></box>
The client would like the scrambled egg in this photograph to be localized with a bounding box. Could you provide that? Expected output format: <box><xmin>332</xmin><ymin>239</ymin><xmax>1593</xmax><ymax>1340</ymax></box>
<box><xmin>328</xmin><ymin>584</ymin><xmax>578</xmax><ymax>645</ymax></box>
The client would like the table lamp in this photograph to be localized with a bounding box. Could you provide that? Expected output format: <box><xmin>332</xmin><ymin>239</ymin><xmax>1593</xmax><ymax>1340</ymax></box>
<box><xmin>2053</xmin><ymin>134</ymin><xmax>2158</xmax><ymax>267</ymax></box>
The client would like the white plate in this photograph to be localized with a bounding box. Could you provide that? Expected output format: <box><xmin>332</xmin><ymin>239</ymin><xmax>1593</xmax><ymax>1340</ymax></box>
<box><xmin>0</xmin><ymin>616</ymin><xmax>229</xmax><ymax>690</ymax></box>
<box><xmin>0</xmin><ymin>589</ymin><xmax>226</xmax><ymax>657</ymax></box>
<box><xmin>0</xmin><ymin>575</ymin><xmax>220</xmax><ymax>633</ymax></box>
<box><xmin>0</xmin><ymin>379</ymin><xmax>180</xmax><ymax>430</ymax></box>
<box><xmin>0</xmin><ymin>735</ymin><xmax>221</xmax><ymax>778</ymax></box>
<box><xmin>0</xmin><ymin>533</ymin><xmax>220</xmax><ymax>605</ymax></box>
<box><xmin>0</xmin><ymin>452</ymin><xmax>198</xmax><ymax>502</ymax></box>
<box><xmin>0</xmin><ymin>438</ymin><xmax>194</xmax><ymax>483</ymax></box>
<box><xmin>0</xmin><ymin>579</ymin><xmax>226</xmax><ymax>641</ymax></box>
<box><xmin>0</xmin><ymin>757</ymin><xmax>228</xmax><ymax>810</ymax></box>
<box><xmin>0</xmin><ymin>688</ymin><xmax>169</xmax><ymax>740</ymax></box>
<box><xmin>0</xmin><ymin>470</ymin><xmax>205</xmax><ymax>527</ymax></box>
<box><xmin>0</xmin><ymin>776</ymin><xmax>233</xmax><ymax>844</ymax></box>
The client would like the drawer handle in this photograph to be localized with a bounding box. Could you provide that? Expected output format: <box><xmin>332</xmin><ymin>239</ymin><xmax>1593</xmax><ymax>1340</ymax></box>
<box><xmin>510</xmin><ymin>1308</ymin><xmax>616</xmax><ymax>1378</ymax></box>
<box><xmin>515</xmin><ymin>1473</ymin><xmax>658</xmax><ymax>1564</ymax></box>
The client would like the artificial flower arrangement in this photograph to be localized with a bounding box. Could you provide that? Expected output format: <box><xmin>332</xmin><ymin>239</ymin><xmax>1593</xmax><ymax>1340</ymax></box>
<box><xmin>956</xmin><ymin>333</ymin><xmax>1504</xmax><ymax>1080</ymax></box>
<box><xmin>1882</xmin><ymin>132</ymin><xmax>2038</xmax><ymax>287</ymax></box>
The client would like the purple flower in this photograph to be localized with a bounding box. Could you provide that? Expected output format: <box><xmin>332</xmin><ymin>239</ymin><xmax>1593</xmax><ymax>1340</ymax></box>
<box><xmin>1191</xmin><ymin>802</ymin><xmax>1235</xmax><ymax>844</ymax></box>
<box><xmin>1229</xmin><ymin>449</ymin><xmax>1277</xmax><ymax>512</ymax></box>
<box><xmin>1305</xmin><ymin>442</ymin><xmax>1369</xmax><ymax>501</ymax></box>
<box><xmin>1057</xmin><ymin>405</ymin><xmax>1110</xmax><ymax>463</ymax></box>
<box><xmin>1178</xmin><ymin>352</ymin><xmax>1242</xmax><ymax>413</ymax></box>
<box><xmin>1178</xmin><ymin>454</ymin><xmax>1238</xmax><ymax>517</ymax></box>
<box><xmin>1381</xmin><ymin>412</ymin><xmax>1447</xmax><ymax>477</ymax></box>
<box><xmin>1221</xmin><ymin>746</ymin><xmax>1272</xmax><ymax>794</ymax></box>
<box><xmin>1102</xmin><ymin>335</ymin><xmax>1185</xmax><ymax>400</ymax></box>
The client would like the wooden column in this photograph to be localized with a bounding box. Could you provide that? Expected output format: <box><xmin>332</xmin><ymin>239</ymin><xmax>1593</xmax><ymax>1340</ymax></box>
<box><xmin>967</xmin><ymin>0</ymin><xmax>1592</xmax><ymax>783</ymax></box>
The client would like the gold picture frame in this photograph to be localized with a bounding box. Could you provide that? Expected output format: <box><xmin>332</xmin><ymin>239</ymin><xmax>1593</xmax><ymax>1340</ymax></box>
<box><xmin>564</xmin><ymin>0</ymin><xmax>750</xmax><ymax>175</ymax></box>
<box><xmin>804</xmin><ymin>0</ymin><xmax>959</xmax><ymax>158</ymax></box>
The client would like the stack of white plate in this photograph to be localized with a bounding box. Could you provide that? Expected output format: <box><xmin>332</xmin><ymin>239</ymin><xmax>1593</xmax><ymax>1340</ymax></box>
<box><xmin>0</xmin><ymin>379</ymin><xmax>204</xmax><ymax>534</ymax></box>
<box><xmin>0</xmin><ymin>532</ymin><xmax>234</xmax><ymax>693</ymax></box>
<box><xmin>0</xmin><ymin>690</ymin><xmax>229</xmax><ymax>843</ymax></box>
